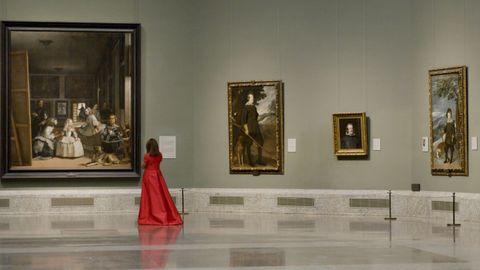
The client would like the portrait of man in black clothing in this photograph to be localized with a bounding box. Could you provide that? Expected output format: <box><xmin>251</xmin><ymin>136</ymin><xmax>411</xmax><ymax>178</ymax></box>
<box><xmin>31</xmin><ymin>100</ymin><xmax>49</xmax><ymax>139</ymax></box>
<box><xmin>339</xmin><ymin>119</ymin><xmax>362</xmax><ymax>149</ymax></box>
<box><xmin>228</xmin><ymin>81</ymin><xmax>284</xmax><ymax>174</ymax></box>
<box><xmin>333</xmin><ymin>112</ymin><xmax>367</xmax><ymax>156</ymax></box>
<box><xmin>429</xmin><ymin>66</ymin><xmax>467</xmax><ymax>176</ymax></box>
<box><xmin>240</xmin><ymin>93</ymin><xmax>265</xmax><ymax>166</ymax></box>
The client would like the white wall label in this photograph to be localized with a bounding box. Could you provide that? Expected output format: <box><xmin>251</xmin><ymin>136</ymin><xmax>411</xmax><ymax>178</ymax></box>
<box><xmin>372</xmin><ymin>138</ymin><xmax>381</xmax><ymax>151</ymax></box>
<box><xmin>422</xmin><ymin>137</ymin><xmax>429</xmax><ymax>152</ymax></box>
<box><xmin>472</xmin><ymin>137</ymin><xmax>478</xmax><ymax>151</ymax></box>
<box><xmin>287</xmin><ymin>138</ymin><xmax>296</xmax><ymax>153</ymax></box>
<box><xmin>159</xmin><ymin>136</ymin><xmax>176</xmax><ymax>158</ymax></box>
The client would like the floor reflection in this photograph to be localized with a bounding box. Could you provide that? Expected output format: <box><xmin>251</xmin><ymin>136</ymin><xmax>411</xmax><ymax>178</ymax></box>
<box><xmin>2</xmin><ymin>249</ymin><xmax>141</xmax><ymax>269</ymax></box>
<box><xmin>0</xmin><ymin>223</ymin><xmax>9</xmax><ymax>230</ymax></box>
<box><xmin>209</xmin><ymin>218</ymin><xmax>245</xmax><ymax>229</ymax></box>
<box><xmin>349</xmin><ymin>221</ymin><xmax>390</xmax><ymax>232</ymax></box>
<box><xmin>230</xmin><ymin>248</ymin><xmax>285</xmax><ymax>267</ymax></box>
<box><xmin>51</xmin><ymin>220</ymin><xmax>95</xmax><ymax>230</ymax></box>
<box><xmin>1</xmin><ymin>213</ymin><xmax>480</xmax><ymax>269</ymax></box>
<box><xmin>277</xmin><ymin>220</ymin><xmax>316</xmax><ymax>231</ymax></box>
<box><xmin>138</xmin><ymin>225</ymin><xmax>182</xmax><ymax>269</ymax></box>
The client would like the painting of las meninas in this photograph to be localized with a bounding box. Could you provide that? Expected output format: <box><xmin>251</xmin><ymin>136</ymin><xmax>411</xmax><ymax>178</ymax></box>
<box><xmin>228</xmin><ymin>81</ymin><xmax>284</xmax><ymax>174</ymax></box>
<box><xmin>1</xmin><ymin>22</ymin><xmax>141</xmax><ymax>179</ymax></box>
<box><xmin>429</xmin><ymin>66</ymin><xmax>468</xmax><ymax>176</ymax></box>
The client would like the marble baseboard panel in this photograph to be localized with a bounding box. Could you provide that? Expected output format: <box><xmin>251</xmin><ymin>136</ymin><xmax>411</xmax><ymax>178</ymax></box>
<box><xmin>0</xmin><ymin>188</ymin><xmax>477</xmax><ymax>222</ymax></box>
<box><xmin>0</xmin><ymin>188</ymin><xmax>183</xmax><ymax>215</ymax></box>
<box><xmin>182</xmin><ymin>189</ymin><xmax>478</xmax><ymax>223</ymax></box>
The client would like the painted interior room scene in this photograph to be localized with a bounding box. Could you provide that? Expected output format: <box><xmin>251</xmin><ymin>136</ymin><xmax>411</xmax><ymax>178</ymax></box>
<box><xmin>8</xmin><ymin>30</ymin><xmax>133</xmax><ymax>170</ymax></box>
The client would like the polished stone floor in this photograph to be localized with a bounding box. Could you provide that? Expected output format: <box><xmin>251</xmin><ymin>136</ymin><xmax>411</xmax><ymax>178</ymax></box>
<box><xmin>1</xmin><ymin>212</ymin><xmax>480</xmax><ymax>269</ymax></box>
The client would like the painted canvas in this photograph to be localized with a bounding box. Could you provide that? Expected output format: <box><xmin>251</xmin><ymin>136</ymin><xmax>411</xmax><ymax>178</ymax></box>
<box><xmin>1</xmin><ymin>22</ymin><xmax>140</xmax><ymax>179</ymax></box>
<box><xmin>332</xmin><ymin>112</ymin><xmax>368</xmax><ymax>156</ymax></box>
<box><xmin>429</xmin><ymin>66</ymin><xmax>468</xmax><ymax>176</ymax></box>
<box><xmin>228</xmin><ymin>81</ymin><xmax>284</xmax><ymax>174</ymax></box>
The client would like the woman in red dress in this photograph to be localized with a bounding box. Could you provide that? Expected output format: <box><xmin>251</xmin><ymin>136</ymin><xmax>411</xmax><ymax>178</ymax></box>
<box><xmin>138</xmin><ymin>138</ymin><xmax>183</xmax><ymax>225</ymax></box>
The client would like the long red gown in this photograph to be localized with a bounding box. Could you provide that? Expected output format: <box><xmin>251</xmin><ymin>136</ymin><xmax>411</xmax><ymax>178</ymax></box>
<box><xmin>138</xmin><ymin>153</ymin><xmax>183</xmax><ymax>225</ymax></box>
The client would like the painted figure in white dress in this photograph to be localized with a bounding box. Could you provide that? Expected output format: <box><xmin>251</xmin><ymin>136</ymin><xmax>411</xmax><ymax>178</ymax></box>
<box><xmin>56</xmin><ymin>118</ymin><xmax>84</xmax><ymax>158</ymax></box>
<box><xmin>79</xmin><ymin>108</ymin><xmax>105</xmax><ymax>137</ymax></box>
<box><xmin>78</xmin><ymin>107</ymin><xmax>105</xmax><ymax>151</ymax></box>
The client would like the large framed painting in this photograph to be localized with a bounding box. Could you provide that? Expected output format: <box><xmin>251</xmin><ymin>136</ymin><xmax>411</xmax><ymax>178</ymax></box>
<box><xmin>1</xmin><ymin>21</ymin><xmax>141</xmax><ymax>179</ymax></box>
<box><xmin>332</xmin><ymin>112</ymin><xmax>368</xmax><ymax>156</ymax></box>
<box><xmin>228</xmin><ymin>80</ymin><xmax>284</xmax><ymax>174</ymax></box>
<box><xmin>429</xmin><ymin>66</ymin><xmax>468</xmax><ymax>176</ymax></box>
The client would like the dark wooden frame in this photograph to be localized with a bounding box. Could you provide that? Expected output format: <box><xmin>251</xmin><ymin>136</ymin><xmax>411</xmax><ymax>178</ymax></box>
<box><xmin>1</xmin><ymin>21</ymin><xmax>141</xmax><ymax>180</ymax></box>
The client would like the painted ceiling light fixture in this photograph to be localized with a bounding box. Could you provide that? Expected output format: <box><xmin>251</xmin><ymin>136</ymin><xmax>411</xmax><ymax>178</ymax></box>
<box><xmin>38</xmin><ymin>39</ymin><xmax>53</xmax><ymax>47</ymax></box>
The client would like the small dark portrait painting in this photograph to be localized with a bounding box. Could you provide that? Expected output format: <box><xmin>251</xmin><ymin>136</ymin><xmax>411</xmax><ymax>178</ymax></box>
<box><xmin>339</xmin><ymin>118</ymin><xmax>362</xmax><ymax>149</ymax></box>
<box><xmin>333</xmin><ymin>112</ymin><xmax>367</xmax><ymax>156</ymax></box>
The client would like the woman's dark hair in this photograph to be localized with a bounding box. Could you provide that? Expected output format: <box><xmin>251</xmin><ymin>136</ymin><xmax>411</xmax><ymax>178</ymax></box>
<box><xmin>446</xmin><ymin>108</ymin><xmax>452</xmax><ymax>117</ymax></box>
<box><xmin>146</xmin><ymin>138</ymin><xmax>160</xmax><ymax>156</ymax></box>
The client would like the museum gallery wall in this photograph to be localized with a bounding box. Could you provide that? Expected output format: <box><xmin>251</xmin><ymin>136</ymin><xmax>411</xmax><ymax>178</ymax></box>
<box><xmin>1</xmin><ymin>1</ymin><xmax>480</xmax><ymax>192</ymax></box>
<box><xmin>7</xmin><ymin>32</ymin><xmax>468</xmax><ymax>182</ymax></box>
<box><xmin>188</xmin><ymin>0</ymin><xmax>480</xmax><ymax>192</ymax></box>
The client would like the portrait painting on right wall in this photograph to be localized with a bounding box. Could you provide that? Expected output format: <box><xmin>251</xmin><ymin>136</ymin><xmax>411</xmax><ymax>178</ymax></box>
<box><xmin>332</xmin><ymin>112</ymin><xmax>368</xmax><ymax>157</ymax></box>
<box><xmin>429</xmin><ymin>66</ymin><xmax>468</xmax><ymax>176</ymax></box>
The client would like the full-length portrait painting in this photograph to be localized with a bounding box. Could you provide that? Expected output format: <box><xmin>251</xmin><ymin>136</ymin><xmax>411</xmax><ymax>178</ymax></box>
<box><xmin>429</xmin><ymin>66</ymin><xmax>468</xmax><ymax>176</ymax></box>
<box><xmin>228</xmin><ymin>81</ymin><xmax>284</xmax><ymax>174</ymax></box>
<box><xmin>1</xmin><ymin>22</ymin><xmax>140</xmax><ymax>179</ymax></box>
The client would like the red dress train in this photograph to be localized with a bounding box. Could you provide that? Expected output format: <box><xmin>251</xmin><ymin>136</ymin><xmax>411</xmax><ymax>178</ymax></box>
<box><xmin>138</xmin><ymin>153</ymin><xmax>183</xmax><ymax>225</ymax></box>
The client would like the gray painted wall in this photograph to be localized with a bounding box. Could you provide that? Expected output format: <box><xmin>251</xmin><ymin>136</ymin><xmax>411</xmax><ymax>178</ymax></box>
<box><xmin>411</xmin><ymin>0</ymin><xmax>480</xmax><ymax>193</ymax></box>
<box><xmin>191</xmin><ymin>0</ymin><xmax>414</xmax><ymax>190</ymax></box>
<box><xmin>2</xmin><ymin>0</ymin><xmax>480</xmax><ymax>193</ymax></box>
<box><xmin>0</xmin><ymin>0</ymin><xmax>194</xmax><ymax>188</ymax></box>
<box><xmin>0</xmin><ymin>0</ymin><xmax>3</xmax><ymax>24</ymax></box>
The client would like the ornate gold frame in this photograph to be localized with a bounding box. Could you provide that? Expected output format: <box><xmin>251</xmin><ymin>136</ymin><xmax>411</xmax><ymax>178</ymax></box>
<box><xmin>429</xmin><ymin>66</ymin><xmax>468</xmax><ymax>176</ymax></box>
<box><xmin>332</xmin><ymin>112</ymin><xmax>368</xmax><ymax>156</ymax></box>
<box><xmin>227</xmin><ymin>80</ymin><xmax>284</xmax><ymax>174</ymax></box>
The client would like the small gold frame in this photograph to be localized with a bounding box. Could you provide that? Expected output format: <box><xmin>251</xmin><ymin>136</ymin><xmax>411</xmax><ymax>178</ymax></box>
<box><xmin>333</xmin><ymin>112</ymin><xmax>368</xmax><ymax>156</ymax></box>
